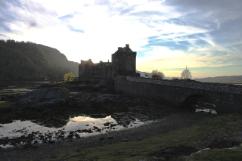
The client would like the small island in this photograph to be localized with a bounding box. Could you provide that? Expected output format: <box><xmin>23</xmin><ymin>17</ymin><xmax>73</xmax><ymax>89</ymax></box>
<box><xmin>0</xmin><ymin>42</ymin><xmax>242</xmax><ymax>161</ymax></box>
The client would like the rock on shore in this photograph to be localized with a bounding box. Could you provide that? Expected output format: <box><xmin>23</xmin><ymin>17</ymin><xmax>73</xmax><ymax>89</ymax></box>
<box><xmin>18</xmin><ymin>87</ymin><xmax>69</xmax><ymax>107</ymax></box>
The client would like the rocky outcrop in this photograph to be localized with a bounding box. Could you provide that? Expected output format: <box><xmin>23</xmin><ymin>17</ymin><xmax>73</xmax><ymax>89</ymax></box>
<box><xmin>18</xmin><ymin>87</ymin><xmax>69</xmax><ymax>107</ymax></box>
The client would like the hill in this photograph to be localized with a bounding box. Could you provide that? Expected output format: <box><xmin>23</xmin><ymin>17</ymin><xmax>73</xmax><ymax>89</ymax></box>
<box><xmin>0</xmin><ymin>40</ymin><xmax>78</xmax><ymax>81</ymax></box>
<box><xmin>196</xmin><ymin>75</ymin><xmax>242</xmax><ymax>84</ymax></box>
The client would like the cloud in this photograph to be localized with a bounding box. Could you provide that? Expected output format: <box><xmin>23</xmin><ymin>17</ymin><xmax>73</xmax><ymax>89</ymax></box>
<box><xmin>68</xmin><ymin>25</ymin><xmax>84</xmax><ymax>33</ymax></box>
<box><xmin>0</xmin><ymin>34</ymin><xmax>9</xmax><ymax>39</ymax></box>
<box><xmin>59</xmin><ymin>14</ymin><xmax>75</xmax><ymax>21</ymax></box>
<box><xmin>147</xmin><ymin>36</ymin><xmax>191</xmax><ymax>50</ymax></box>
<box><xmin>0</xmin><ymin>0</ymin><xmax>57</xmax><ymax>33</ymax></box>
<box><xmin>165</xmin><ymin>0</ymin><xmax>242</xmax><ymax>44</ymax></box>
<box><xmin>0</xmin><ymin>1</ymin><xmax>17</xmax><ymax>32</ymax></box>
<box><xmin>1</xmin><ymin>0</ymin><xmax>242</xmax><ymax>77</ymax></box>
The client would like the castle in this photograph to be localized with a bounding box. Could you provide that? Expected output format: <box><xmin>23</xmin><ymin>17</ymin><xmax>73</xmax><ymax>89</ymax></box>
<box><xmin>79</xmin><ymin>44</ymin><xmax>137</xmax><ymax>80</ymax></box>
<box><xmin>78</xmin><ymin>44</ymin><xmax>242</xmax><ymax>113</ymax></box>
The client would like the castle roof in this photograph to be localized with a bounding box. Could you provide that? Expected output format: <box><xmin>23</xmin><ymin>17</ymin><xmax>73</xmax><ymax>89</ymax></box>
<box><xmin>113</xmin><ymin>44</ymin><xmax>136</xmax><ymax>56</ymax></box>
<box><xmin>81</xmin><ymin>59</ymin><xmax>94</xmax><ymax>65</ymax></box>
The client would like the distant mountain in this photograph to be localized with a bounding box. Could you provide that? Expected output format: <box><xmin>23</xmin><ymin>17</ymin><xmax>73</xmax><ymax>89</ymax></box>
<box><xmin>0</xmin><ymin>40</ymin><xmax>78</xmax><ymax>81</ymax></box>
<box><xmin>196</xmin><ymin>75</ymin><xmax>242</xmax><ymax>84</ymax></box>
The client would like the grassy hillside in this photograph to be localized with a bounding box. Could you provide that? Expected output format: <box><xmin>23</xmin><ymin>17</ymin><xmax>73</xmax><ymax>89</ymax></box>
<box><xmin>0</xmin><ymin>40</ymin><xmax>78</xmax><ymax>81</ymax></box>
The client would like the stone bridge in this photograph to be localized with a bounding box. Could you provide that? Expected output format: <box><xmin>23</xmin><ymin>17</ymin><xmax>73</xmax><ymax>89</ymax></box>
<box><xmin>114</xmin><ymin>76</ymin><xmax>242</xmax><ymax>113</ymax></box>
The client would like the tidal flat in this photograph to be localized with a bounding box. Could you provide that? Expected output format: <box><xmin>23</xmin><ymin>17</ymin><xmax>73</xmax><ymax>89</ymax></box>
<box><xmin>0</xmin><ymin>81</ymin><xmax>242</xmax><ymax>161</ymax></box>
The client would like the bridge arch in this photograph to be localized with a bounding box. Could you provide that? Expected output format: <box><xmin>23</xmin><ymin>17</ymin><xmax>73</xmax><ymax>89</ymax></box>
<box><xmin>181</xmin><ymin>94</ymin><xmax>215</xmax><ymax>111</ymax></box>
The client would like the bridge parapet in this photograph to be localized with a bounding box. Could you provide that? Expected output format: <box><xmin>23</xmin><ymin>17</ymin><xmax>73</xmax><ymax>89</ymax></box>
<box><xmin>126</xmin><ymin>76</ymin><xmax>242</xmax><ymax>94</ymax></box>
<box><xmin>115</xmin><ymin>76</ymin><xmax>242</xmax><ymax>113</ymax></box>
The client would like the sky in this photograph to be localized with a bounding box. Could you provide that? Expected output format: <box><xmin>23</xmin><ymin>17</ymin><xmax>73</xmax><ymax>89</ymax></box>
<box><xmin>0</xmin><ymin>0</ymin><xmax>242</xmax><ymax>78</ymax></box>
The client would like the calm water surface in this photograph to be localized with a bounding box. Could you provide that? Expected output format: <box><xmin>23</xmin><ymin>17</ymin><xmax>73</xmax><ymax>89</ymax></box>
<box><xmin>0</xmin><ymin>115</ymin><xmax>146</xmax><ymax>149</ymax></box>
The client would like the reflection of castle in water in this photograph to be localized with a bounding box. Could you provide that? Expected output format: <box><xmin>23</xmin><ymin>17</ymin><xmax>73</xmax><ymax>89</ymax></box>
<box><xmin>79</xmin><ymin>44</ymin><xmax>137</xmax><ymax>79</ymax></box>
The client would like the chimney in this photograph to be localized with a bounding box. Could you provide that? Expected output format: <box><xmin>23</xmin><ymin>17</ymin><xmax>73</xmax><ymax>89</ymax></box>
<box><xmin>125</xmin><ymin>44</ymin><xmax>129</xmax><ymax>48</ymax></box>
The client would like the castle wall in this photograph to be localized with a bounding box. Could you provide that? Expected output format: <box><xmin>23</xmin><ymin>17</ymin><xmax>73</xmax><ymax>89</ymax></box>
<box><xmin>112</xmin><ymin>53</ymin><xmax>136</xmax><ymax>76</ymax></box>
<box><xmin>79</xmin><ymin>61</ymin><xmax>112</xmax><ymax>80</ymax></box>
<box><xmin>79</xmin><ymin>44</ymin><xmax>136</xmax><ymax>80</ymax></box>
<box><xmin>115</xmin><ymin>76</ymin><xmax>242</xmax><ymax>113</ymax></box>
<box><xmin>111</xmin><ymin>44</ymin><xmax>136</xmax><ymax>77</ymax></box>
<box><xmin>79</xmin><ymin>61</ymin><xmax>95</xmax><ymax>78</ymax></box>
<box><xmin>93</xmin><ymin>63</ymin><xmax>112</xmax><ymax>79</ymax></box>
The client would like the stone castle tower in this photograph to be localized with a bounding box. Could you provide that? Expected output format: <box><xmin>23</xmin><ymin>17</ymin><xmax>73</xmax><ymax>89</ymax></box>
<box><xmin>112</xmin><ymin>44</ymin><xmax>136</xmax><ymax>77</ymax></box>
<box><xmin>79</xmin><ymin>44</ymin><xmax>136</xmax><ymax>80</ymax></box>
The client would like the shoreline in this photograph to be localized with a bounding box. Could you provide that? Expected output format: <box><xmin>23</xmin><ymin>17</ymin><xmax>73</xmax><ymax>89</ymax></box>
<box><xmin>0</xmin><ymin>112</ymin><xmax>211</xmax><ymax>161</ymax></box>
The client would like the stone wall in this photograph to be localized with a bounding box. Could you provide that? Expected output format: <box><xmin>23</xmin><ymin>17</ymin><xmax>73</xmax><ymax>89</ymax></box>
<box><xmin>79</xmin><ymin>44</ymin><xmax>136</xmax><ymax>80</ymax></box>
<box><xmin>79</xmin><ymin>60</ymin><xmax>112</xmax><ymax>80</ymax></box>
<box><xmin>115</xmin><ymin>76</ymin><xmax>242</xmax><ymax>113</ymax></box>
<box><xmin>111</xmin><ymin>44</ymin><xmax>136</xmax><ymax>77</ymax></box>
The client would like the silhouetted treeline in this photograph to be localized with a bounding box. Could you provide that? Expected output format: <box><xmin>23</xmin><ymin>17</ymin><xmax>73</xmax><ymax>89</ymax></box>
<box><xmin>0</xmin><ymin>40</ymin><xmax>78</xmax><ymax>81</ymax></box>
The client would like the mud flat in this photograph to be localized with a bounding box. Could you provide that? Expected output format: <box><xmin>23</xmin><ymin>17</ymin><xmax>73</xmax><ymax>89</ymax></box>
<box><xmin>1</xmin><ymin>81</ymin><xmax>242</xmax><ymax>161</ymax></box>
<box><xmin>0</xmin><ymin>115</ymin><xmax>148</xmax><ymax>149</ymax></box>
<box><xmin>2</xmin><ymin>113</ymin><xmax>242</xmax><ymax>161</ymax></box>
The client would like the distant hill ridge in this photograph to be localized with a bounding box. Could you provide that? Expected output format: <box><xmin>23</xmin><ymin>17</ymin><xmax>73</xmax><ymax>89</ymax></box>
<box><xmin>0</xmin><ymin>40</ymin><xmax>78</xmax><ymax>81</ymax></box>
<box><xmin>137</xmin><ymin>71</ymin><xmax>242</xmax><ymax>85</ymax></box>
<box><xmin>196</xmin><ymin>75</ymin><xmax>242</xmax><ymax>84</ymax></box>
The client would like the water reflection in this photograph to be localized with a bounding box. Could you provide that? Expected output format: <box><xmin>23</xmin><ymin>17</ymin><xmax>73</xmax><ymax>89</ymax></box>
<box><xmin>0</xmin><ymin>88</ymin><xmax>32</xmax><ymax>95</ymax></box>
<box><xmin>65</xmin><ymin>116</ymin><xmax>119</xmax><ymax>132</ymax></box>
<box><xmin>69</xmin><ymin>115</ymin><xmax>116</xmax><ymax>127</ymax></box>
<box><xmin>195</xmin><ymin>108</ymin><xmax>217</xmax><ymax>115</ymax></box>
<box><xmin>0</xmin><ymin>115</ymin><xmax>145</xmax><ymax>149</ymax></box>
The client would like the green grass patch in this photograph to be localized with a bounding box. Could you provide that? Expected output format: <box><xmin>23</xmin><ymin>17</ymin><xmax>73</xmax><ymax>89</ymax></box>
<box><xmin>50</xmin><ymin>114</ymin><xmax>242</xmax><ymax>161</ymax></box>
<box><xmin>0</xmin><ymin>101</ymin><xmax>11</xmax><ymax>109</ymax></box>
<box><xmin>186</xmin><ymin>147</ymin><xmax>242</xmax><ymax>161</ymax></box>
